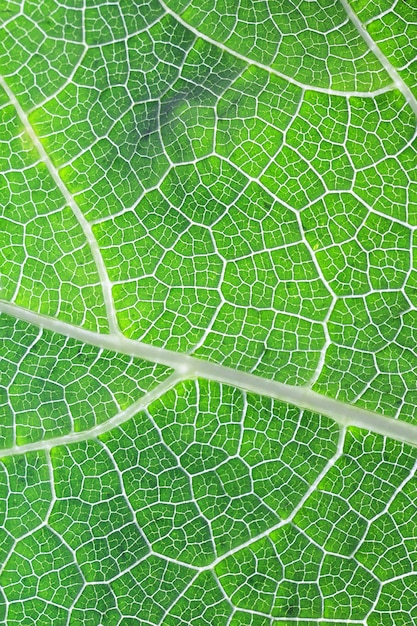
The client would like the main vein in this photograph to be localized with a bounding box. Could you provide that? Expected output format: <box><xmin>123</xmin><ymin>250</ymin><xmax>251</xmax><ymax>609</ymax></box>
<box><xmin>2</xmin><ymin>300</ymin><xmax>417</xmax><ymax>449</ymax></box>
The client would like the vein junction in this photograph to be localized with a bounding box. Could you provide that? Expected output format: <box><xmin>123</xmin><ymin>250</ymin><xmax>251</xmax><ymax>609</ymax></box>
<box><xmin>2</xmin><ymin>300</ymin><xmax>417</xmax><ymax>453</ymax></box>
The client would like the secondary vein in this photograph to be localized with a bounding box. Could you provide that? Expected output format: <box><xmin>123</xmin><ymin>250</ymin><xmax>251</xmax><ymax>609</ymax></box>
<box><xmin>339</xmin><ymin>0</ymin><xmax>417</xmax><ymax>118</ymax></box>
<box><xmin>0</xmin><ymin>75</ymin><xmax>120</xmax><ymax>334</ymax></box>
<box><xmin>159</xmin><ymin>0</ymin><xmax>396</xmax><ymax>99</ymax></box>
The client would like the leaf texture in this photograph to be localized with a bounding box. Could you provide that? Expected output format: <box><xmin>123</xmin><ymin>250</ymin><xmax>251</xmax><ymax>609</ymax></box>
<box><xmin>0</xmin><ymin>0</ymin><xmax>417</xmax><ymax>624</ymax></box>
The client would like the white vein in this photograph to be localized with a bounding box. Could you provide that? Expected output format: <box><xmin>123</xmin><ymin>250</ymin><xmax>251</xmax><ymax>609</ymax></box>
<box><xmin>0</xmin><ymin>368</ymin><xmax>182</xmax><ymax>458</ymax></box>
<box><xmin>0</xmin><ymin>76</ymin><xmax>120</xmax><ymax>334</ymax></box>
<box><xmin>205</xmin><ymin>427</ymin><xmax>346</xmax><ymax>572</ymax></box>
<box><xmin>339</xmin><ymin>0</ymin><xmax>417</xmax><ymax>118</ymax></box>
<box><xmin>159</xmin><ymin>0</ymin><xmax>395</xmax><ymax>99</ymax></box>
<box><xmin>2</xmin><ymin>300</ymin><xmax>417</xmax><ymax>451</ymax></box>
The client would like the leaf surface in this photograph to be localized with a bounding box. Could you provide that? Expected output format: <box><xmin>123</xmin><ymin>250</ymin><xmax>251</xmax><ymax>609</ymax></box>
<box><xmin>0</xmin><ymin>0</ymin><xmax>417</xmax><ymax>623</ymax></box>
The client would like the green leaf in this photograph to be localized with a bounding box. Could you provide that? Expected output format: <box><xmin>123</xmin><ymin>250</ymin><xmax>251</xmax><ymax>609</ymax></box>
<box><xmin>0</xmin><ymin>0</ymin><xmax>416</xmax><ymax>623</ymax></box>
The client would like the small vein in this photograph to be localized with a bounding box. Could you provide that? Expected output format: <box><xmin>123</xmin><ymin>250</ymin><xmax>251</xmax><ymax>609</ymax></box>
<box><xmin>0</xmin><ymin>75</ymin><xmax>120</xmax><ymax>334</ymax></box>
<box><xmin>205</xmin><ymin>427</ymin><xmax>345</xmax><ymax>572</ymax></box>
